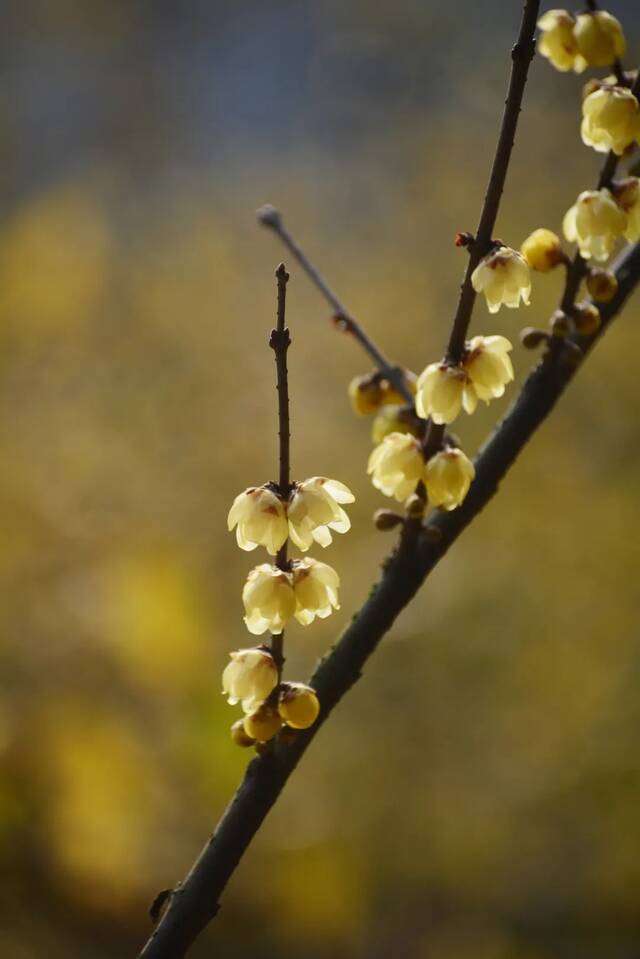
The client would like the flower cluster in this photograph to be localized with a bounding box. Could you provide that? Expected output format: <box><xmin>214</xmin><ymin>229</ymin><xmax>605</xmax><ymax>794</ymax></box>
<box><xmin>223</xmin><ymin>647</ymin><xmax>320</xmax><ymax>746</ymax></box>
<box><xmin>538</xmin><ymin>10</ymin><xmax>624</xmax><ymax>74</ymax></box>
<box><xmin>415</xmin><ymin>336</ymin><xmax>514</xmax><ymax>425</ymax></box>
<box><xmin>226</xmin><ymin>469</ymin><xmax>353</xmax><ymax>744</ymax></box>
<box><xmin>367</xmin><ymin>433</ymin><xmax>475</xmax><ymax>511</ymax></box>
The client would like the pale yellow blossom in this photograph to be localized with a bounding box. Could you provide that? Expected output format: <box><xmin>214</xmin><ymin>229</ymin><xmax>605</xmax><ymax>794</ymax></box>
<box><xmin>563</xmin><ymin>189</ymin><xmax>626</xmax><ymax>261</ymax></box>
<box><xmin>574</xmin><ymin>10</ymin><xmax>625</xmax><ymax>67</ymax></box>
<box><xmin>291</xmin><ymin>557</ymin><xmax>340</xmax><ymax>626</ymax></box>
<box><xmin>222</xmin><ymin>647</ymin><xmax>278</xmax><ymax>710</ymax></box>
<box><xmin>242</xmin><ymin>564</ymin><xmax>296</xmax><ymax>635</ymax></box>
<box><xmin>471</xmin><ymin>246</ymin><xmax>531</xmax><ymax>314</ymax></box>
<box><xmin>462</xmin><ymin>335</ymin><xmax>514</xmax><ymax>413</ymax></box>
<box><xmin>424</xmin><ymin>448</ymin><xmax>476</xmax><ymax>512</ymax></box>
<box><xmin>538</xmin><ymin>10</ymin><xmax>587</xmax><ymax>73</ymax></box>
<box><xmin>228</xmin><ymin>485</ymin><xmax>288</xmax><ymax>556</ymax></box>
<box><xmin>288</xmin><ymin>477</ymin><xmax>354</xmax><ymax>551</ymax></box>
<box><xmin>415</xmin><ymin>363</ymin><xmax>465</xmax><ymax>424</ymax></box>
<box><xmin>367</xmin><ymin>432</ymin><xmax>425</xmax><ymax>501</ymax></box>
<box><xmin>581</xmin><ymin>85</ymin><xmax>640</xmax><ymax>156</ymax></box>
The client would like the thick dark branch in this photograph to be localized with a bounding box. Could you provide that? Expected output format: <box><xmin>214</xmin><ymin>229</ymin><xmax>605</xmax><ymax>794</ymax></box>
<box><xmin>138</xmin><ymin>241</ymin><xmax>640</xmax><ymax>959</ymax></box>
<box><xmin>445</xmin><ymin>0</ymin><xmax>540</xmax><ymax>363</ymax></box>
<box><xmin>269</xmin><ymin>263</ymin><xmax>291</xmax><ymax>674</ymax></box>
<box><xmin>257</xmin><ymin>204</ymin><xmax>414</xmax><ymax>405</ymax></box>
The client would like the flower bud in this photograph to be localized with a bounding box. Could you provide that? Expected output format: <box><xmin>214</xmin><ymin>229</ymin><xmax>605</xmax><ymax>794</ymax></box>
<box><xmin>374</xmin><ymin>509</ymin><xmax>404</xmax><ymax>531</ymax></box>
<box><xmin>278</xmin><ymin>683</ymin><xmax>320</xmax><ymax>730</ymax></box>
<box><xmin>550</xmin><ymin>311</ymin><xmax>572</xmax><ymax>338</ymax></box>
<box><xmin>520</xmin><ymin>327</ymin><xmax>550</xmax><ymax>349</ymax></box>
<box><xmin>471</xmin><ymin>245</ymin><xmax>531</xmax><ymax>313</ymax></box>
<box><xmin>348</xmin><ymin>374</ymin><xmax>383</xmax><ymax>416</ymax></box>
<box><xmin>405</xmin><ymin>493</ymin><xmax>425</xmax><ymax>518</ymax></box>
<box><xmin>574</xmin><ymin>11</ymin><xmax>625</xmax><ymax>68</ymax></box>
<box><xmin>243</xmin><ymin>703</ymin><xmax>282</xmax><ymax>743</ymax></box>
<box><xmin>573</xmin><ymin>303</ymin><xmax>601</xmax><ymax>336</ymax></box>
<box><xmin>371</xmin><ymin>406</ymin><xmax>420</xmax><ymax>444</ymax></box>
<box><xmin>586</xmin><ymin>268</ymin><xmax>618</xmax><ymax>302</ymax></box>
<box><xmin>231</xmin><ymin>719</ymin><xmax>256</xmax><ymax>748</ymax></box>
<box><xmin>521</xmin><ymin>229</ymin><xmax>564</xmax><ymax>272</ymax></box>
<box><xmin>537</xmin><ymin>10</ymin><xmax>586</xmax><ymax>74</ymax></box>
<box><xmin>612</xmin><ymin>177</ymin><xmax>640</xmax><ymax>243</ymax></box>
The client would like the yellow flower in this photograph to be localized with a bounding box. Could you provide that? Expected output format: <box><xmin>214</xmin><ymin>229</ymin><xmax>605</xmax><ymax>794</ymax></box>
<box><xmin>574</xmin><ymin>11</ymin><xmax>625</xmax><ymax>68</ymax></box>
<box><xmin>562</xmin><ymin>189</ymin><xmax>626</xmax><ymax>261</ymax></box>
<box><xmin>521</xmin><ymin>228</ymin><xmax>564</xmax><ymax>272</ymax></box>
<box><xmin>222</xmin><ymin>647</ymin><xmax>278</xmax><ymax>710</ymax></box>
<box><xmin>367</xmin><ymin>432</ymin><xmax>425</xmax><ymax>501</ymax></box>
<box><xmin>537</xmin><ymin>10</ymin><xmax>587</xmax><ymax>73</ymax></box>
<box><xmin>415</xmin><ymin>363</ymin><xmax>465</xmax><ymax>424</ymax></box>
<box><xmin>424</xmin><ymin>448</ymin><xmax>475</xmax><ymax>512</ymax></box>
<box><xmin>348</xmin><ymin>369</ymin><xmax>416</xmax><ymax>415</ymax></box>
<box><xmin>581</xmin><ymin>85</ymin><xmax>640</xmax><ymax>156</ymax></box>
<box><xmin>288</xmin><ymin>477</ymin><xmax>354</xmax><ymax>550</ymax></box>
<box><xmin>243</xmin><ymin>703</ymin><xmax>282</xmax><ymax>742</ymax></box>
<box><xmin>242</xmin><ymin>564</ymin><xmax>296</xmax><ymax>635</ymax></box>
<box><xmin>278</xmin><ymin>683</ymin><xmax>320</xmax><ymax>729</ymax></box>
<box><xmin>228</xmin><ymin>485</ymin><xmax>288</xmax><ymax>556</ymax></box>
<box><xmin>612</xmin><ymin>177</ymin><xmax>640</xmax><ymax>243</ymax></box>
<box><xmin>291</xmin><ymin>558</ymin><xmax>340</xmax><ymax>626</ymax></box>
<box><xmin>371</xmin><ymin>406</ymin><xmax>420</xmax><ymax>444</ymax></box>
<box><xmin>462</xmin><ymin>335</ymin><xmax>514</xmax><ymax>413</ymax></box>
<box><xmin>348</xmin><ymin>374</ymin><xmax>383</xmax><ymax>415</ymax></box>
<box><xmin>471</xmin><ymin>246</ymin><xmax>531</xmax><ymax>314</ymax></box>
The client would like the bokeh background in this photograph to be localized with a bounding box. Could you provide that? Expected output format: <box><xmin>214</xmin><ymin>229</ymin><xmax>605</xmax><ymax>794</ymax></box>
<box><xmin>2</xmin><ymin>2</ymin><xmax>640</xmax><ymax>957</ymax></box>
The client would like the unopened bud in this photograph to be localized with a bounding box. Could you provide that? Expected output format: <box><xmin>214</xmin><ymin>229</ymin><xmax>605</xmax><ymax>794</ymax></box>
<box><xmin>405</xmin><ymin>494</ymin><xmax>425</xmax><ymax>518</ymax></box>
<box><xmin>374</xmin><ymin>509</ymin><xmax>404</xmax><ymax>531</ymax></box>
<box><xmin>231</xmin><ymin>719</ymin><xmax>256</xmax><ymax>748</ymax></box>
<box><xmin>243</xmin><ymin>703</ymin><xmax>282</xmax><ymax>743</ymax></box>
<box><xmin>573</xmin><ymin>303</ymin><xmax>601</xmax><ymax>336</ymax></box>
<box><xmin>520</xmin><ymin>327</ymin><xmax>550</xmax><ymax>349</ymax></box>
<box><xmin>587</xmin><ymin>268</ymin><xmax>618</xmax><ymax>302</ymax></box>
<box><xmin>551</xmin><ymin>311</ymin><xmax>572</xmax><ymax>338</ymax></box>
<box><xmin>348</xmin><ymin>373</ymin><xmax>382</xmax><ymax>416</ymax></box>
<box><xmin>562</xmin><ymin>340</ymin><xmax>583</xmax><ymax>367</ymax></box>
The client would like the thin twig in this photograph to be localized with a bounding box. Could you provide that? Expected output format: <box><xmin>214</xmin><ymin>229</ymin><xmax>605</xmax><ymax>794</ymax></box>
<box><xmin>138</xmin><ymin>241</ymin><xmax>640</xmax><ymax>959</ymax></box>
<box><xmin>445</xmin><ymin>0</ymin><xmax>540</xmax><ymax>364</ymax></box>
<box><xmin>257</xmin><ymin>204</ymin><xmax>414</xmax><ymax>405</ymax></box>
<box><xmin>269</xmin><ymin>263</ymin><xmax>291</xmax><ymax>677</ymax></box>
<box><xmin>423</xmin><ymin>0</ymin><xmax>540</xmax><ymax>458</ymax></box>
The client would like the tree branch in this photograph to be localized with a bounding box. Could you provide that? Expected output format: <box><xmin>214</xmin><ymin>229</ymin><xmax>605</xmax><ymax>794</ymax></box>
<box><xmin>138</xmin><ymin>232</ymin><xmax>640</xmax><ymax>959</ymax></box>
<box><xmin>257</xmin><ymin>204</ymin><xmax>414</xmax><ymax>405</ymax></box>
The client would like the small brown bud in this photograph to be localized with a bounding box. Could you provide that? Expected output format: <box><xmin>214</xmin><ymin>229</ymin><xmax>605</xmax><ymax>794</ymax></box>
<box><xmin>231</xmin><ymin>720</ymin><xmax>256</xmax><ymax>748</ymax></box>
<box><xmin>405</xmin><ymin>494</ymin><xmax>425</xmax><ymax>518</ymax></box>
<box><xmin>550</xmin><ymin>311</ymin><xmax>572</xmax><ymax>338</ymax></box>
<box><xmin>586</xmin><ymin>268</ymin><xmax>618</xmax><ymax>303</ymax></box>
<box><xmin>455</xmin><ymin>231</ymin><xmax>474</xmax><ymax>248</ymax></box>
<box><xmin>374</xmin><ymin>509</ymin><xmax>404</xmax><ymax>531</ymax></box>
<box><xmin>562</xmin><ymin>340</ymin><xmax>583</xmax><ymax>367</ymax></box>
<box><xmin>520</xmin><ymin>327</ymin><xmax>550</xmax><ymax>349</ymax></box>
<box><xmin>573</xmin><ymin>303</ymin><xmax>601</xmax><ymax>336</ymax></box>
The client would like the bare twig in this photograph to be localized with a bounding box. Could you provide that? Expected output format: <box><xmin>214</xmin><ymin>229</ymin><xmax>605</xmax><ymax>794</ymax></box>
<box><xmin>269</xmin><ymin>263</ymin><xmax>291</xmax><ymax>676</ymax></box>
<box><xmin>257</xmin><ymin>204</ymin><xmax>414</xmax><ymax>405</ymax></box>
<box><xmin>138</xmin><ymin>241</ymin><xmax>640</xmax><ymax>959</ymax></box>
